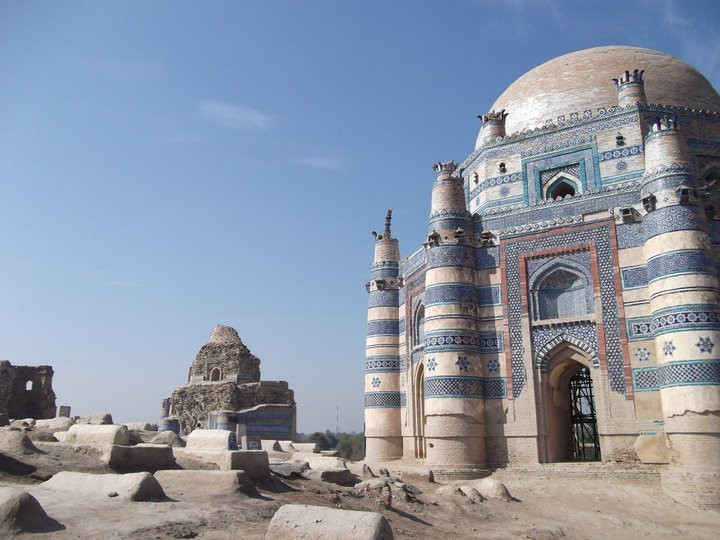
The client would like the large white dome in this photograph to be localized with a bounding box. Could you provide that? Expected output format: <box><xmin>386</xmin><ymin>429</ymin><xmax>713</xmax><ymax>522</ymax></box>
<box><xmin>476</xmin><ymin>46</ymin><xmax>720</xmax><ymax>149</ymax></box>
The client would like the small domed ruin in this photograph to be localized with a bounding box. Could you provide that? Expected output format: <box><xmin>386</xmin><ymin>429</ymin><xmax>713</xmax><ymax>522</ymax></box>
<box><xmin>163</xmin><ymin>325</ymin><xmax>296</xmax><ymax>440</ymax></box>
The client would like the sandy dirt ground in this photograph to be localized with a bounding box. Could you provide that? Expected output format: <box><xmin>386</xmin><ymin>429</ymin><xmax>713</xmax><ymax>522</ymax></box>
<box><xmin>1</xmin><ymin>441</ymin><xmax>719</xmax><ymax>539</ymax></box>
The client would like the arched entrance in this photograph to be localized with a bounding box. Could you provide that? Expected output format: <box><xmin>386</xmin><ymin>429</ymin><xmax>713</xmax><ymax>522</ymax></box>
<box><xmin>537</xmin><ymin>343</ymin><xmax>601</xmax><ymax>463</ymax></box>
<box><xmin>414</xmin><ymin>363</ymin><xmax>426</xmax><ymax>458</ymax></box>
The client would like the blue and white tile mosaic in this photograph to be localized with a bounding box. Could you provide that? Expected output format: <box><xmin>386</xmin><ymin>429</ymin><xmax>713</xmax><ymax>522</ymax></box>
<box><xmin>367</xmin><ymin>320</ymin><xmax>400</xmax><ymax>336</ymax></box>
<box><xmin>425</xmin><ymin>375</ymin><xmax>507</xmax><ymax>399</ymax></box>
<box><xmin>635</xmin><ymin>347</ymin><xmax>650</xmax><ymax>362</ymax></box>
<box><xmin>646</xmin><ymin>250</ymin><xmax>711</xmax><ymax>282</ymax></box>
<box><xmin>475</xmin><ymin>246</ymin><xmax>501</xmax><ymax>269</ymax></box>
<box><xmin>643</xmin><ymin>205</ymin><xmax>707</xmax><ymax>241</ymax></box>
<box><xmin>504</xmin><ymin>224</ymin><xmax>627</xmax><ymax>396</ymax></box>
<box><xmin>620</xmin><ymin>266</ymin><xmax>648</xmax><ymax>289</ymax></box>
<box><xmin>426</xmin><ymin>245</ymin><xmax>474</xmax><ymax>269</ymax></box>
<box><xmin>368</xmin><ymin>290</ymin><xmax>400</xmax><ymax>308</ymax></box>
<box><xmin>633</xmin><ymin>360</ymin><xmax>720</xmax><ymax>391</ymax></box>
<box><xmin>364</xmin><ymin>391</ymin><xmax>402</xmax><ymax>408</ymax></box>
<box><xmin>365</xmin><ymin>356</ymin><xmax>402</xmax><ymax>373</ymax></box>
<box><xmin>425</xmin><ymin>330</ymin><xmax>504</xmax><ymax>354</ymax></box>
<box><xmin>626</xmin><ymin>316</ymin><xmax>654</xmax><ymax>341</ymax></box>
<box><xmin>598</xmin><ymin>145</ymin><xmax>643</xmax><ymax>161</ymax></box>
<box><xmin>455</xmin><ymin>356</ymin><xmax>470</xmax><ymax>372</ymax></box>
<box><xmin>651</xmin><ymin>305</ymin><xmax>720</xmax><ymax>335</ymax></box>
<box><xmin>663</xmin><ymin>341</ymin><xmax>676</xmax><ymax>356</ymax></box>
<box><xmin>696</xmin><ymin>337</ymin><xmax>715</xmax><ymax>353</ymax></box>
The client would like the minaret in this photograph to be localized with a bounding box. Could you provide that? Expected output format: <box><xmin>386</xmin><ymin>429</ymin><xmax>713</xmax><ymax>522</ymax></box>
<box><xmin>613</xmin><ymin>69</ymin><xmax>647</xmax><ymax>107</ymax></box>
<box><xmin>423</xmin><ymin>161</ymin><xmax>486</xmax><ymax>478</ymax></box>
<box><xmin>477</xmin><ymin>110</ymin><xmax>508</xmax><ymax>146</ymax></box>
<box><xmin>364</xmin><ymin>209</ymin><xmax>403</xmax><ymax>460</ymax></box>
<box><xmin>641</xmin><ymin>115</ymin><xmax>720</xmax><ymax>508</ymax></box>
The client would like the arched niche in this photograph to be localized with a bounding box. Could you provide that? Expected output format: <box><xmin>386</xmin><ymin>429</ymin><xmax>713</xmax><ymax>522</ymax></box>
<box><xmin>543</xmin><ymin>172</ymin><xmax>581</xmax><ymax>200</ymax></box>
<box><xmin>529</xmin><ymin>258</ymin><xmax>594</xmax><ymax>321</ymax></box>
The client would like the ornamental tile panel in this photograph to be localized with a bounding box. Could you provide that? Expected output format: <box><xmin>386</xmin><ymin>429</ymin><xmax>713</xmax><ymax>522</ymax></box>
<box><xmin>425</xmin><ymin>375</ymin><xmax>506</xmax><ymax>399</ymax></box>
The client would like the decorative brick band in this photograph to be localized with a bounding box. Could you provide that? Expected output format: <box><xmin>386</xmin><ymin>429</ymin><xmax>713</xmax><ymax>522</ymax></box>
<box><xmin>598</xmin><ymin>145</ymin><xmax>643</xmax><ymax>162</ymax></box>
<box><xmin>425</xmin><ymin>283</ymin><xmax>480</xmax><ymax>306</ymax></box>
<box><xmin>371</xmin><ymin>267</ymin><xmax>400</xmax><ymax>279</ymax></box>
<box><xmin>367</xmin><ymin>319</ymin><xmax>400</xmax><ymax>336</ymax></box>
<box><xmin>646</xmin><ymin>250</ymin><xmax>712</xmax><ymax>283</ymax></box>
<box><xmin>426</xmin><ymin>245</ymin><xmax>475</xmax><ymax>269</ymax></box>
<box><xmin>365</xmin><ymin>356</ymin><xmax>402</xmax><ymax>373</ymax></box>
<box><xmin>425</xmin><ymin>330</ymin><xmax>504</xmax><ymax>353</ymax></box>
<box><xmin>368</xmin><ymin>290</ymin><xmax>400</xmax><ymax>308</ymax></box>
<box><xmin>626</xmin><ymin>316</ymin><xmax>654</xmax><ymax>341</ymax></box>
<box><xmin>427</xmin><ymin>218</ymin><xmax>472</xmax><ymax>235</ymax></box>
<box><xmin>651</xmin><ymin>305</ymin><xmax>720</xmax><ymax>335</ymax></box>
<box><xmin>364</xmin><ymin>391</ymin><xmax>402</xmax><ymax>408</ymax></box>
<box><xmin>425</xmin><ymin>375</ymin><xmax>506</xmax><ymax>399</ymax></box>
<box><xmin>643</xmin><ymin>205</ymin><xmax>707</xmax><ymax>241</ymax></box>
<box><xmin>633</xmin><ymin>360</ymin><xmax>720</xmax><ymax>391</ymax></box>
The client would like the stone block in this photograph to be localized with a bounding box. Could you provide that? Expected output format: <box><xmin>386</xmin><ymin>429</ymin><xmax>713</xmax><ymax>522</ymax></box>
<box><xmin>291</xmin><ymin>442</ymin><xmax>318</xmax><ymax>453</ymax></box>
<box><xmin>301</xmin><ymin>468</ymin><xmax>356</xmax><ymax>485</ymax></box>
<box><xmin>150</xmin><ymin>430</ymin><xmax>186</xmax><ymax>447</ymax></box>
<box><xmin>292</xmin><ymin>452</ymin><xmax>346</xmax><ymax>470</ymax></box>
<box><xmin>634</xmin><ymin>433</ymin><xmax>670</xmax><ymax>464</ymax></box>
<box><xmin>270</xmin><ymin>460</ymin><xmax>309</xmax><ymax>478</ymax></box>
<box><xmin>265</xmin><ymin>504</ymin><xmax>393</xmax><ymax>540</ymax></box>
<box><xmin>154</xmin><ymin>470</ymin><xmax>258</xmax><ymax>497</ymax></box>
<box><xmin>77</xmin><ymin>413</ymin><xmax>113</xmax><ymax>425</ymax></box>
<box><xmin>35</xmin><ymin>417</ymin><xmax>75</xmax><ymax>430</ymax></box>
<box><xmin>0</xmin><ymin>487</ymin><xmax>59</xmax><ymax>534</ymax></box>
<box><xmin>186</xmin><ymin>429</ymin><xmax>235</xmax><ymax>451</ymax></box>
<box><xmin>0</xmin><ymin>430</ymin><xmax>41</xmax><ymax>455</ymax></box>
<box><xmin>227</xmin><ymin>450</ymin><xmax>270</xmax><ymax>479</ymax></box>
<box><xmin>41</xmin><ymin>471</ymin><xmax>165</xmax><ymax>501</ymax></box>
<box><xmin>64</xmin><ymin>424</ymin><xmax>129</xmax><ymax>446</ymax></box>
<box><xmin>53</xmin><ymin>431</ymin><xmax>69</xmax><ymax>443</ymax></box>
<box><xmin>101</xmin><ymin>444</ymin><xmax>176</xmax><ymax>472</ymax></box>
<box><xmin>123</xmin><ymin>422</ymin><xmax>154</xmax><ymax>431</ymax></box>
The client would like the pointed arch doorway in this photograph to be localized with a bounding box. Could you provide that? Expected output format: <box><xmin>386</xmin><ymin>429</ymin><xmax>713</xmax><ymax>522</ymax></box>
<box><xmin>536</xmin><ymin>342</ymin><xmax>601</xmax><ymax>463</ymax></box>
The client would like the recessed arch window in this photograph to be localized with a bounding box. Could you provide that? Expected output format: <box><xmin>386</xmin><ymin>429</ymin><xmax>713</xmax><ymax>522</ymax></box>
<box><xmin>546</xmin><ymin>177</ymin><xmax>577</xmax><ymax>200</ymax></box>
<box><xmin>533</xmin><ymin>268</ymin><xmax>592</xmax><ymax>320</ymax></box>
<box><xmin>209</xmin><ymin>367</ymin><xmax>221</xmax><ymax>381</ymax></box>
<box><xmin>413</xmin><ymin>303</ymin><xmax>425</xmax><ymax>348</ymax></box>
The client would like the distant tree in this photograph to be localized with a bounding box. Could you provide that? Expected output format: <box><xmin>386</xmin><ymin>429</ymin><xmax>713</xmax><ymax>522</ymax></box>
<box><xmin>304</xmin><ymin>431</ymin><xmax>332</xmax><ymax>450</ymax></box>
<box><xmin>324</xmin><ymin>429</ymin><xmax>339</xmax><ymax>448</ymax></box>
<box><xmin>335</xmin><ymin>432</ymin><xmax>364</xmax><ymax>461</ymax></box>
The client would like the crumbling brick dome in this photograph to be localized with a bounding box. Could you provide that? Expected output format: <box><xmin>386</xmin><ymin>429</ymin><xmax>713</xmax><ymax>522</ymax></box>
<box><xmin>477</xmin><ymin>45</ymin><xmax>720</xmax><ymax>146</ymax></box>
<box><xmin>188</xmin><ymin>325</ymin><xmax>261</xmax><ymax>383</ymax></box>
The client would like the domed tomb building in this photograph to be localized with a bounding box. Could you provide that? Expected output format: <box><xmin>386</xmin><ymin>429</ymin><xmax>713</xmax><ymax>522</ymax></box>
<box><xmin>165</xmin><ymin>325</ymin><xmax>296</xmax><ymax>440</ymax></box>
<box><xmin>364</xmin><ymin>46</ymin><xmax>720</xmax><ymax>508</ymax></box>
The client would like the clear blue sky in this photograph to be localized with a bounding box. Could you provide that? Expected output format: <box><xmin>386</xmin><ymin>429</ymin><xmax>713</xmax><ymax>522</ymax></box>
<box><xmin>1</xmin><ymin>1</ymin><xmax>718</xmax><ymax>432</ymax></box>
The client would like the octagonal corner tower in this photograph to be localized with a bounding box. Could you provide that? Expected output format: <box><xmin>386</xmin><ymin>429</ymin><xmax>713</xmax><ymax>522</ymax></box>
<box><xmin>366</xmin><ymin>45</ymin><xmax>720</xmax><ymax>507</ymax></box>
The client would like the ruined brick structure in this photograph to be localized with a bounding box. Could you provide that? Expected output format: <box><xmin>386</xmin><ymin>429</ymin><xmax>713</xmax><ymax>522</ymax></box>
<box><xmin>165</xmin><ymin>325</ymin><xmax>296</xmax><ymax>438</ymax></box>
<box><xmin>364</xmin><ymin>46</ymin><xmax>720</xmax><ymax>509</ymax></box>
<box><xmin>0</xmin><ymin>360</ymin><xmax>56</xmax><ymax>424</ymax></box>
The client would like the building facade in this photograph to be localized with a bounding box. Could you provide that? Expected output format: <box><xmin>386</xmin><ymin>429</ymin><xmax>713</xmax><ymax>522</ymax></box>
<box><xmin>364</xmin><ymin>46</ymin><xmax>720</xmax><ymax>508</ymax></box>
